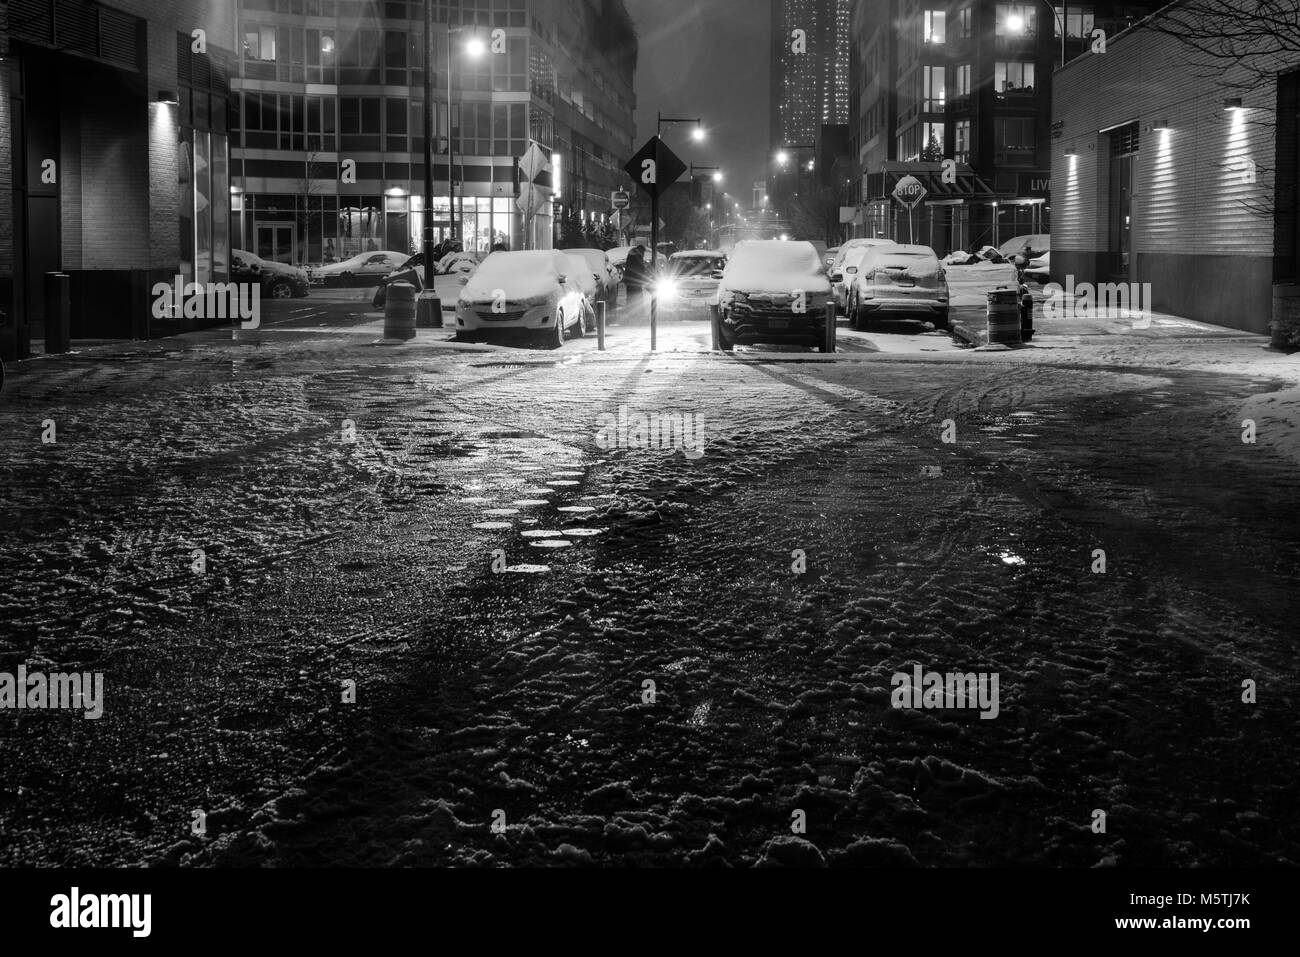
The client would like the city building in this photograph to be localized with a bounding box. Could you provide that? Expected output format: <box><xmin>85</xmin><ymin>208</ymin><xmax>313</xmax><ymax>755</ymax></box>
<box><xmin>229</xmin><ymin>0</ymin><xmax>637</xmax><ymax>266</ymax></box>
<box><xmin>2</xmin><ymin>0</ymin><xmax>236</xmax><ymax>358</ymax></box>
<box><xmin>1053</xmin><ymin>0</ymin><xmax>1291</xmax><ymax>334</ymax></box>
<box><xmin>770</xmin><ymin>0</ymin><xmax>851</xmax><ymax>192</ymax></box>
<box><xmin>847</xmin><ymin>0</ymin><xmax>1161</xmax><ymax>254</ymax></box>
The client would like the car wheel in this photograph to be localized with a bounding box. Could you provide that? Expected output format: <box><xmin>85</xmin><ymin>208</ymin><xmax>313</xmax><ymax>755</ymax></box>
<box><xmin>270</xmin><ymin>279</ymin><xmax>294</xmax><ymax>300</ymax></box>
<box><xmin>712</xmin><ymin>312</ymin><xmax>734</xmax><ymax>352</ymax></box>
<box><xmin>571</xmin><ymin>305</ymin><xmax>587</xmax><ymax>338</ymax></box>
<box><xmin>340</xmin><ymin>272</ymin><xmax>354</xmax><ymax>288</ymax></box>
<box><xmin>549</xmin><ymin>312</ymin><xmax>566</xmax><ymax>350</ymax></box>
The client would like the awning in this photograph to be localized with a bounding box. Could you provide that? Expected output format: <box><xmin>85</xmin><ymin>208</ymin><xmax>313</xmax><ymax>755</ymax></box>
<box><xmin>866</xmin><ymin>161</ymin><xmax>997</xmax><ymax>205</ymax></box>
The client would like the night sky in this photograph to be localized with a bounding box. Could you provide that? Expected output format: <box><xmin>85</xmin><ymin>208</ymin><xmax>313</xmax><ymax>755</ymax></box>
<box><xmin>624</xmin><ymin>0</ymin><xmax>771</xmax><ymax>208</ymax></box>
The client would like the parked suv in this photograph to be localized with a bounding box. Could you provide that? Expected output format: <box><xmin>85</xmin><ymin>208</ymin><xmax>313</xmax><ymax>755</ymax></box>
<box><xmin>713</xmin><ymin>241</ymin><xmax>834</xmax><ymax>352</ymax></box>
<box><xmin>848</xmin><ymin>244</ymin><xmax>950</xmax><ymax>330</ymax></box>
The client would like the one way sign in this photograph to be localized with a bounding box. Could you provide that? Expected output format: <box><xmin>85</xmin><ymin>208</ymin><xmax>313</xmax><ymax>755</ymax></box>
<box><xmin>624</xmin><ymin>137</ymin><xmax>687</xmax><ymax>201</ymax></box>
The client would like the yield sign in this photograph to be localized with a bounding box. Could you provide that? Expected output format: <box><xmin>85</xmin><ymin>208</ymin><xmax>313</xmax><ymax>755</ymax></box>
<box><xmin>624</xmin><ymin>137</ymin><xmax>687</xmax><ymax>200</ymax></box>
<box><xmin>519</xmin><ymin>142</ymin><xmax>549</xmax><ymax>183</ymax></box>
<box><xmin>893</xmin><ymin>174</ymin><xmax>928</xmax><ymax>209</ymax></box>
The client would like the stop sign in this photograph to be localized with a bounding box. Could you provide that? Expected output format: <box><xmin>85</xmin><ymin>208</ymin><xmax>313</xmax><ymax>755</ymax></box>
<box><xmin>893</xmin><ymin>175</ymin><xmax>928</xmax><ymax>209</ymax></box>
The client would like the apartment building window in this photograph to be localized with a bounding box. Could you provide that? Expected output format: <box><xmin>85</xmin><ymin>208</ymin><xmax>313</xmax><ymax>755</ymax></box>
<box><xmin>958</xmin><ymin>7</ymin><xmax>973</xmax><ymax>39</ymax></box>
<box><xmin>340</xmin><ymin>96</ymin><xmax>381</xmax><ymax>153</ymax></box>
<box><xmin>955</xmin><ymin>120</ymin><xmax>971</xmax><ymax>164</ymax></box>
<box><xmin>1053</xmin><ymin>6</ymin><xmax>1096</xmax><ymax>37</ymax></box>
<box><xmin>995</xmin><ymin>117</ymin><xmax>1036</xmax><ymax>165</ymax></box>
<box><xmin>924</xmin><ymin>10</ymin><xmax>946</xmax><ymax>44</ymax></box>
<box><xmin>340</xmin><ymin>28</ymin><xmax>382</xmax><ymax>84</ymax></box>
<box><xmin>995</xmin><ymin>3</ymin><xmax>1038</xmax><ymax>36</ymax></box>
<box><xmin>995</xmin><ymin>61</ymin><xmax>1036</xmax><ymax>96</ymax></box>
<box><xmin>953</xmin><ymin>63</ymin><xmax>971</xmax><ymax>107</ymax></box>
<box><xmin>923</xmin><ymin>66</ymin><xmax>945</xmax><ymax>112</ymax></box>
<box><xmin>386</xmin><ymin>97</ymin><xmax>408</xmax><ymax>152</ymax></box>
<box><xmin>244</xmin><ymin>25</ymin><xmax>276</xmax><ymax>61</ymax></box>
<box><xmin>922</xmin><ymin>122</ymin><xmax>945</xmax><ymax>158</ymax></box>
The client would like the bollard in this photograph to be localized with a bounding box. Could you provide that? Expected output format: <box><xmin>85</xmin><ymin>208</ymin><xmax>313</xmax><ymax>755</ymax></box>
<box><xmin>650</xmin><ymin>294</ymin><xmax>658</xmax><ymax>352</ymax></box>
<box><xmin>824</xmin><ymin>302</ymin><xmax>838</xmax><ymax>354</ymax></box>
<box><xmin>417</xmin><ymin>291</ymin><xmax>443</xmax><ymax>329</ymax></box>
<box><xmin>384</xmin><ymin>282</ymin><xmax>418</xmax><ymax>341</ymax></box>
<box><xmin>597</xmin><ymin>301</ymin><xmax>607</xmax><ymax>351</ymax></box>
<box><xmin>710</xmin><ymin>304</ymin><xmax>721</xmax><ymax>351</ymax></box>
<box><xmin>44</xmin><ymin>272</ymin><xmax>71</xmax><ymax>355</ymax></box>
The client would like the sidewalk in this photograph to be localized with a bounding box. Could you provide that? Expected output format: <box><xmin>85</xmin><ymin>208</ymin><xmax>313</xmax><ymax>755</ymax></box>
<box><xmin>951</xmin><ymin>303</ymin><xmax>1270</xmax><ymax>349</ymax></box>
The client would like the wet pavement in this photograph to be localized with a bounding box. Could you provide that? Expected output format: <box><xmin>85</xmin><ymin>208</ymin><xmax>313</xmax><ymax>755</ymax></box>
<box><xmin>1</xmin><ymin>296</ymin><xmax>1298</xmax><ymax>867</ymax></box>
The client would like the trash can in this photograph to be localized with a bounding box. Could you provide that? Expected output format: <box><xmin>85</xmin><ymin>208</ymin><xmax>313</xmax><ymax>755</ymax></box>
<box><xmin>417</xmin><ymin>291</ymin><xmax>443</xmax><ymax>329</ymax></box>
<box><xmin>987</xmin><ymin>288</ymin><xmax>1022</xmax><ymax>346</ymax></box>
<box><xmin>1271</xmin><ymin>281</ymin><xmax>1300</xmax><ymax>351</ymax></box>
<box><xmin>384</xmin><ymin>282</ymin><xmax>417</xmax><ymax>341</ymax></box>
<box><xmin>44</xmin><ymin>272</ymin><xmax>71</xmax><ymax>354</ymax></box>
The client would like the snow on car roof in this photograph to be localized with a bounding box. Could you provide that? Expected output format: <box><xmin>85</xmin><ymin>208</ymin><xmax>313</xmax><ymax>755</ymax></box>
<box><xmin>672</xmin><ymin>249</ymin><xmax>726</xmax><ymax>259</ymax></box>
<box><xmin>461</xmin><ymin>250</ymin><xmax>566</xmax><ymax>302</ymax></box>
<box><xmin>721</xmin><ymin>241</ymin><xmax>831</xmax><ymax>294</ymax></box>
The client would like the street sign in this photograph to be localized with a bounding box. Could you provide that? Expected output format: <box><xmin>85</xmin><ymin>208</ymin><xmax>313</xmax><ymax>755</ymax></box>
<box><xmin>893</xmin><ymin>175</ymin><xmax>928</xmax><ymax>209</ymax></box>
<box><xmin>611</xmin><ymin>211</ymin><xmax>622</xmax><ymax>231</ymax></box>
<box><xmin>624</xmin><ymin>137</ymin><xmax>687</xmax><ymax>201</ymax></box>
<box><xmin>611</xmin><ymin>190</ymin><xmax>631</xmax><ymax>210</ymax></box>
<box><xmin>519</xmin><ymin>142</ymin><xmax>549</xmax><ymax>184</ymax></box>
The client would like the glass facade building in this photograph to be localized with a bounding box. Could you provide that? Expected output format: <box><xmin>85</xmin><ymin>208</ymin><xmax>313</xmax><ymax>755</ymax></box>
<box><xmin>230</xmin><ymin>0</ymin><xmax>637</xmax><ymax>265</ymax></box>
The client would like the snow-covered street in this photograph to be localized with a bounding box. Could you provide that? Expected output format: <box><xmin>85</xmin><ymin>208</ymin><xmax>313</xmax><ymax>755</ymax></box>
<box><xmin>2</xmin><ymin>306</ymin><xmax>1298</xmax><ymax>867</ymax></box>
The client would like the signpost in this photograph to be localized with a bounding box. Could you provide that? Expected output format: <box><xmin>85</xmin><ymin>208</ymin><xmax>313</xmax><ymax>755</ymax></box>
<box><xmin>892</xmin><ymin>174</ymin><xmax>928</xmax><ymax>245</ymax></box>
<box><xmin>516</xmin><ymin>142</ymin><xmax>551</xmax><ymax>249</ymax></box>
<box><xmin>611</xmin><ymin>189</ymin><xmax>630</xmax><ymax>211</ymax></box>
<box><xmin>625</xmin><ymin>137</ymin><xmax>688</xmax><ymax>351</ymax></box>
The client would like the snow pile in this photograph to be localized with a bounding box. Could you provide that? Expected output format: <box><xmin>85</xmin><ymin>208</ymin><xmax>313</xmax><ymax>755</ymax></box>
<box><xmin>944</xmin><ymin>262</ymin><xmax>1020</xmax><ymax>307</ymax></box>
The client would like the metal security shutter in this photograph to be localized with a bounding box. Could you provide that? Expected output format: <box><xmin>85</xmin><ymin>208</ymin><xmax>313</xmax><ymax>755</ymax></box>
<box><xmin>8</xmin><ymin>0</ymin><xmax>142</xmax><ymax>71</ymax></box>
<box><xmin>98</xmin><ymin>5</ymin><xmax>141</xmax><ymax>68</ymax></box>
<box><xmin>9</xmin><ymin>0</ymin><xmax>54</xmax><ymax>46</ymax></box>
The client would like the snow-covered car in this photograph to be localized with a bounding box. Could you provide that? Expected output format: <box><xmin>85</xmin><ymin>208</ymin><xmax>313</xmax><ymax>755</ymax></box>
<box><xmin>311</xmin><ymin>251</ymin><xmax>407</xmax><ymax>288</ymax></box>
<box><xmin>1024</xmin><ymin>251</ymin><xmax>1050</xmax><ymax>284</ymax></box>
<box><xmin>231</xmin><ymin>249</ymin><xmax>309</xmax><ymax>299</ymax></box>
<box><xmin>998</xmin><ymin>234</ymin><xmax>1051</xmax><ymax>269</ymax></box>
<box><xmin>830</xmin><ymin>239</ymin><xmax>897</xmax><ymax>312</ymax></box>
<box><xmin>455</xmin><ymin>250</ymin><xmax>592</xmax><ymax>349</ymax></box>
<box><xmin>562</xmin><ymin>251</ymin><xmax>604</xmax><ymax>305</ymax></box>
<box><xmin>438</xmin><ymin>250</ymin><xmax>479</xmax><ymax>277</ymax></box>
<box><xmin>606</xmin><ymin>246</ymin><xmax>633</xmax><ymax>282</ymax></box>
<box><xmin>714</xmin><ymin>241</ymin><xmax>834</xmax><ymax>352</ymax></box>
<box><xmin>848</xmin><ymin>244</ymin><xmax>950</xmax><ymax>329</ymax></box>
<box><xmin>658</xmin><ymin>250</ymin><xmax>727</xmax><ymax>319</ymax></box>
<box><xmin>566</xmin><ymin>248</ymin><xmax>620</xmax><ymax>304</ymax></box>
<box><xmin>832</xmin><ymin>246</ymin><xmax>882</xmax><ymax>313</ymax></box>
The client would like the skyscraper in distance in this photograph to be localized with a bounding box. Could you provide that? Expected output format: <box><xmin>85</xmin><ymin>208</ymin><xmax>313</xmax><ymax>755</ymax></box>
<box><xmin>770</xmin><ymin>0</ymin><xmax>851</xmax><ymax>150</ymax></box>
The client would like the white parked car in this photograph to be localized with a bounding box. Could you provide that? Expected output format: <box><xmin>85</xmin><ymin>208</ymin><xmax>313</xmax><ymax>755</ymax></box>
<box><xmin>830</xmin><ymin>239</ymin><xmax>897</xmax><ymax>313</ymax></box>
<box><xmin>998</xmin><ymin>234</ymin><xmax>1051</xmax><ymax>269</ymax></box>
<box><xmin>659</xmin><ymin>250</ymin><xmax>728</xmax><ymax>319</ymax></box>
<box><xmin>714</xmin><ymin>241</ymin><xmax>834</xmax><ymax>352</ymax></box>
<box><xmin>848</xmin><ymin>244</ymin><xmax>950</xmax><ymax>330</ymax></box>
<box><xmin>1024</xmin><ymin>251</ymin><xmax>1050</xmax><ymax>284</ymax></box>
<box><xmin>566</xmin><ymin>248</ymin><xmax>620</xmax><ymax>304</ymax></box>
<box><xmin>455</xmin><ymin>250</ymin><xmax>592</xmax><ymax>349</ymax></box>
<box><xmin>311</xmin><ymin>251</ymin><xmax>408</xmax><ymax>287</ymax></box>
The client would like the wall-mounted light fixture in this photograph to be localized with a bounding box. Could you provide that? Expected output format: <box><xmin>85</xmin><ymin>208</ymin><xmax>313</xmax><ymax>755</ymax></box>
<box><xmin>1064</xmin><ymin>147</ymin><xmax>1077</xmax><ymax>156</ymax></box>
<box><xmin>157</xmin><ymin>90</ymin><xmax>178</xmax><ymax>105</ymax></box>
<box><xmin>1224</xmin><ymin>97</ymin><xmax>1244</xmax><ymax>111</ymax></box>
<box><xmin>1152</xmin><ymin>120</ymin><xmax>1169</xmax><ymax>131</ymax></box>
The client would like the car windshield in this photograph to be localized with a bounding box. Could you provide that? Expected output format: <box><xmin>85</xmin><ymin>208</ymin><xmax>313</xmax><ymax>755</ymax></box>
<box><xmin>671</xmin><ymin>258</ymin><xmax>723</xmax><ymax>278</ymax></box>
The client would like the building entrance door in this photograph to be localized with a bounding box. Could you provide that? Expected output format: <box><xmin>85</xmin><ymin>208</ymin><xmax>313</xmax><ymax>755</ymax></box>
<box><xmin>1107</xmin><ymin>123</ymin><xmax>1141</xmax><ymax>282</ymax></box>
<box><xmin>256</xmin><ymin>224</ymin><xmax>296</xmax><ymax>265</ymax></box>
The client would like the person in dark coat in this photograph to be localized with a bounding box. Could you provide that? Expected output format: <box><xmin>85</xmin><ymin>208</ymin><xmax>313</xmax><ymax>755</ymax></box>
<box><xmin>623</xmin><ymin>246</ymin><xmax>648</xmax><ymax>311</ymax></box>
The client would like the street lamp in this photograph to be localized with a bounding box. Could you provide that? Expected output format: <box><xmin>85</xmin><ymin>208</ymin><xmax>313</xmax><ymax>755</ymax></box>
<box><xmin>658</xmin><ymin>113</ymin><xmax>704</xmax><ymax>140</ymax></box>
<box><xmin>1007</xmin><ymin>2</ymin><xmax>1068</xmax><ymax>66</ymax></box>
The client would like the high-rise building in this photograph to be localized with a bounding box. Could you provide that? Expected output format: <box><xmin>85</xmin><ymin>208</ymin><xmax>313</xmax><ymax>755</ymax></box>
<box><xmin>229</xmin><ymin>0</ymin><xmax>637</xmax><ymax>265</ymax></box>
<box><xmin>770</xmin><ymin>0</ymin><xmax>851</xmax><ymax>150</ymax></box>
<box><xmin>848</xmin><ymin>0</ymin><xmax>1162</xmax><ymax>253</ymax></box>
